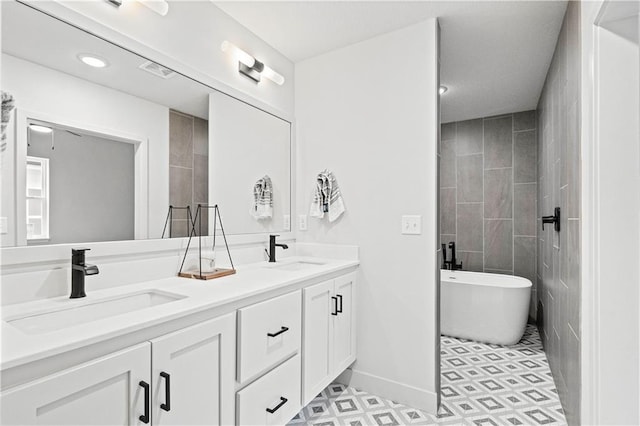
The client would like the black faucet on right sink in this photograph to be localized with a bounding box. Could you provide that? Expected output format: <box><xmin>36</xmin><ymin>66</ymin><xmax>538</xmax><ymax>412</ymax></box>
<box><xmin>267</xmin><ymin>234</ymin><xmax>289</xmax><ymax>263</ymax></box>
<box><xmin>442</xmin><ymin>241</ymin><xmax>463</xmax><ymax>271</ymax></box>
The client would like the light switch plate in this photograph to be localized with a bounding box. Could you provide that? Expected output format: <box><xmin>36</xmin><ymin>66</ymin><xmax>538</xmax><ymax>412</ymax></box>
<box><xmin>401</xmin><ymin>215</ymin><xmax>422</xmax><ymax>235</ymax></box>
<box><xmin>298</xmin><ymin>214</ymin><xmax>308</xmax><ymax>231</ymax></box>
<box><xmin>283</xmin><ymin>215</ymin><xmax>290</xmax><ymax>231</ymax></box>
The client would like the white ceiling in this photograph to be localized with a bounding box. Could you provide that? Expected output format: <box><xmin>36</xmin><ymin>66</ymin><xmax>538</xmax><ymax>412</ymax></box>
<box><xmin>2</xmin><ymin>1</ymin><xmax>211</xmax><ymax>119</ymax></box>
<box><xmin>214</xmin><ymin>1</ymin><xmax>568</xmax><ymax>122</ymax></box>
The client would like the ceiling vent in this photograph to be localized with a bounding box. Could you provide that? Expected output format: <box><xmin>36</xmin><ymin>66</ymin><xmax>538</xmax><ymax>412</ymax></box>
<box><xmin>139</xmin><ymin>60</ymin><xmax>177</xmax><ymax>79</ymax></box>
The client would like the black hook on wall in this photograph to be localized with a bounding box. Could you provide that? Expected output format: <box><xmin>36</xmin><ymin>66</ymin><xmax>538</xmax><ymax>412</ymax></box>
<box><xmin>542</xmin><ymin>207</ymin><xmax>561</xmax><ymax>232</ymax></box>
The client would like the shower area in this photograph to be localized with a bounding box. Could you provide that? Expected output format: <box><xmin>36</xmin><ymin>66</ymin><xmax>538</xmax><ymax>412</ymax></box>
<box><xmin>439</xmin><ymin>111</ymin><xmax>538</xmax><ymax>320</ymax></box>
<box><xmin>437</xmin><ymin>5</ymin><xmax>582</xmax><ymax>425</ymax></box>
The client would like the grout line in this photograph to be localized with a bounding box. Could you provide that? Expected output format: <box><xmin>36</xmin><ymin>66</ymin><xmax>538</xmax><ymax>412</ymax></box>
<box><xmin>454</xmin><ymin>122</ymin><xmax>457</xmax><ymax>248</ymax></box>
<box><xmin>512</xmin><ymin>115</ymin><xmax>515</xmax><ymax>276</ymax></box>
<box><xmin>169</xmin><ymin>164</ymin><xmax>193</xmax><ymax>171</ymax></box>
<box><xmin>482</xmin><ymin>118</ymin><xmax>485</xmax><ymax>272</ymax></box>
<box><xmin>484</xmin><ymin>166</ymin><xmax>513</xmax><ymax>171</ymax></box>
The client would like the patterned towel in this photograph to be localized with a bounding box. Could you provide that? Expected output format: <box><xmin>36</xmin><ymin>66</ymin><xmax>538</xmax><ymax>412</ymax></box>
<box><xmin>252</xmin><ymin>175</ymin><xmax>273</xmax><ymax>219</ymax></box>
<box><xmin>310</xmin><ymin>169</ymin><xmax>345</xmax><ymax>222</ymax></box>
<box><xmin>1</xmin><ymin>91</ymin><xmax>16</xmax><ymax>152</ymax></box>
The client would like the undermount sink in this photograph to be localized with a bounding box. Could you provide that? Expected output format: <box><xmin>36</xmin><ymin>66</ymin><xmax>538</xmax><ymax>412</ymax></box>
<box><xmin>7</xmin><ymin>290</ymin><xmax>186</xmax><ymax>335</ymax></box>
<box><xmin>268</xmin><ymin>260</ymin><xmax>326</xmax><ymax>271</ymax></box>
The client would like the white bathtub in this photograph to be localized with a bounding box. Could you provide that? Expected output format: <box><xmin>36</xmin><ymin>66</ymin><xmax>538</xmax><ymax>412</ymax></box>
<box><xmin>440</xmin><ymin>270</ymin><xmax>532</xmax><ymax>345</ymax></box>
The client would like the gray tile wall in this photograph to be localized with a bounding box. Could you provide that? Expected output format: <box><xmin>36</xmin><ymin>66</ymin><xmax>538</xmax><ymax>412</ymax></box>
<box><xmin>536</xmin><ymin>2</ymin><xmax>581</xmax><ymax>425</ymax></box>
<box><xmin>169</xmin><ymin>110</ymin><xmax>208</xmax><ymax>237</ymax></box>
<box><xmin>440</xmin><ymin>111</ymin><xmax>538</xmax><ymax>320</ymax></box>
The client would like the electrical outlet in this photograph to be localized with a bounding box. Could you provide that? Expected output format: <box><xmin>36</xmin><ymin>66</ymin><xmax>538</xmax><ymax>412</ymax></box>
<box><xmin>283</xmin><ymin>215</ymin><xmax>290</xmax><ymax>231</ymax></box>
<box><xmin>298</xmin><ymin>214</ymin><xmax>308</xmax><ymax>231</ymax></box>
<box><xmin>401</xmin><ymin>215</ymin><xmax>422</xmax><ymax>235</ymax></box>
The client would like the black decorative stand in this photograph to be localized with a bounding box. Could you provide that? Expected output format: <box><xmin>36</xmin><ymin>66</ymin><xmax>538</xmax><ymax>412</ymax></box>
<box><xmin>161</xmin><ymin>206</ymin><xmax>194</xmax><ymax>238</ymax></box>
<box><xmin>178</xmin><ymin>204</ymin><xmax>236</xmax><ymax>280</ymax></box>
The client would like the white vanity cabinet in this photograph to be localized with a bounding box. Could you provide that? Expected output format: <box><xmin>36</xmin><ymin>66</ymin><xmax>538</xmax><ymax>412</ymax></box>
<box><xmin>0</xmin><ymin>343</ymin><xmax>151</xmax><ymax>425</ymax></box>
<box><xmin>302</xmin><ymin>272</ymin><xmax>357</xmax><ymax>405</ymax></box>
<box><xmin>0</xmin><ymin>313</ymin><xmax>235</xmax><ymax>426</ymax></box>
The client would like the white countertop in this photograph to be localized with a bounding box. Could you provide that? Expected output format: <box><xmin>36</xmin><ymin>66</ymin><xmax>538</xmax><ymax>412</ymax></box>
<box><xmin>1</xmin><ymin>256</ymin><xmax>358</xmax><ymax>371</ymax></box>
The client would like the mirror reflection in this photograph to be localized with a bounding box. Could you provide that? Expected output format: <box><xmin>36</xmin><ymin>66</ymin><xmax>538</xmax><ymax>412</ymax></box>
<box><xmin>0</xmin><ymin>1</ymin><xmax>292</xmax><ymax>247</ymax></box>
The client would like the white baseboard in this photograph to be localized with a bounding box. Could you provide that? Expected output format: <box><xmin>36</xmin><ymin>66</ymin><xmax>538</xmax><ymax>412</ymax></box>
<box><xmin>335</xmin><ymin>368</ymin><xmax>439</xmax><ymax>414</ymax></box>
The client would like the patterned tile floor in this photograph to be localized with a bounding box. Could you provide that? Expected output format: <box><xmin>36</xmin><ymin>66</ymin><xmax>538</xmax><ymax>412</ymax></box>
<box><xmin>288</xmin><ymin>325</ymin><xmax>567</xmax><ymax>425</ymax></box>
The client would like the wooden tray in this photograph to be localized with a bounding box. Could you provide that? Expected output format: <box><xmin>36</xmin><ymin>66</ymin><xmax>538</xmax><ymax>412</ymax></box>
<box><xmin>178</xmin><ymin>268</ymin><xmax>236</xmax><ymax>280</ymax></box>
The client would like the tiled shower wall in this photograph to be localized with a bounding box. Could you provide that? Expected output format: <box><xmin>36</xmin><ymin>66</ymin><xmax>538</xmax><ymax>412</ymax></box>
<box><xmin>440</xmin><ymin>111</ymin><xmax>538</xmax><ymax>319</ymax></box>
<box><xmin>169</xmin><ymin>110</ymin><xmax>208</xmax><ymax>237</ymax></box>
<box><xmin>536</xmin><ymin>1</ymin><xmax>581</xmax><ymax>425</ymax></box>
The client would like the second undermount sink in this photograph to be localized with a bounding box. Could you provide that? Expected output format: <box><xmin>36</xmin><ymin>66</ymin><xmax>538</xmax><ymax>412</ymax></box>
<box><xmin>268</xmin><ymin>260</ymin><xmax>326</xmax><ymax>271</ymax></box>
<box><xmin>7</xmin><ymin>290</ymin><xmax>186</xmax><ymax>335</ymax></box>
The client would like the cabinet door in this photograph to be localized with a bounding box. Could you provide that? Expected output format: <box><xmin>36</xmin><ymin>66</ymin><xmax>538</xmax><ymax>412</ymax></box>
<box><xmin>333</xmin><ymin>272</ymin><xmax>357</xmax><ymax>375</ymax></box>
<box><xmin>0</xmin><ymin>343</ymin><xmax>151</xmax><ymax>426</ymax></box>
<box><xmin>151</xmin><ymin>313</ymin><xmax>235</xmax><ymax>426</ymax></box>
<box><xmin>302</xmin><ymin>279</ymin><xmax>334</xmax><ymax>405</ymax></box>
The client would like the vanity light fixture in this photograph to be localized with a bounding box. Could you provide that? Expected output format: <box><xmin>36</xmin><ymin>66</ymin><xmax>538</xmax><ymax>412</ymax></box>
<box><xmin>221</xmin><ymin>40</ymin><xmax>285</xmax><ymax>86</ymax></box>
<box><xmin>78</xmin><ymin>53</ymin><xmax>109</xmax><ymax>68</ymax></box>
<box><xmin>28</xmin><ymin>124</ymin><xmax>53</xmax><ymax>134</ymax></box>
<box><xmin>439</xmin><ymin>85</ymin><xmax>448</xmax><ymax>95</ymax></box>
<box><xmin>104</xmin><ymin>0</ymin><xmax>169</xmax><ymax>16</ymax></box>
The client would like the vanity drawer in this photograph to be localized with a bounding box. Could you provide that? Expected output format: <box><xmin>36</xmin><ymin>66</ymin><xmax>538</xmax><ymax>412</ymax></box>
<box><xmin>236</xmin><ymin>354</ymin><xmax>301</xmax><ymax>426</ymax></box>
<box><xmin>237</xmin><ymin>290</ymin><xmax>301</xmax><ymax>384</ymax></box>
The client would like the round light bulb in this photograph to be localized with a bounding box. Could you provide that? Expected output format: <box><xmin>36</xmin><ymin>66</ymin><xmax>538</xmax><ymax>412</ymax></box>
<box><xmin>439</xmin><ymin>85</ymin><xmax>448</xmax><ymax>95</ymax></box>
<box><xmin>78</xmin><ymin>54</ymin><xmax>108</xmax><ymax>68</ymax></box>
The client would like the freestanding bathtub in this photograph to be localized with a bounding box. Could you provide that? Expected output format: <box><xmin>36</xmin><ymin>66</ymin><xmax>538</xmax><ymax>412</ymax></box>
<box><xmin>440</xmin><ymin>270</ymin><xmax>532</xmax><ymax>345</ymax></box>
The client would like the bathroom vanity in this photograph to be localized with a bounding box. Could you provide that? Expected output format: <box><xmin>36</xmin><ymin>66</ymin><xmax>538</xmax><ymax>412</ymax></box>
<box><xmin>0</xmin><ymin>256</ymin><xmax>358</xmax><ymax>425</ymax></box>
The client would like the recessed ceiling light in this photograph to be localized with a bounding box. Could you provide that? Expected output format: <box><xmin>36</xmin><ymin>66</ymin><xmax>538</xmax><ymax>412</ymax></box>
<box><xmin>439</xmin><ymin>85</ymin><xmax>448</xmax><ymax>95</ymax></box>
<box><xmin>78</xmin><ymin>53</ymin><xmax>109</xmax><ymax>68</ymax></box>
<box><xmin>29</xmin><ymin>124</ymin><xmax>53</xmax><ymax>134</ymax></box>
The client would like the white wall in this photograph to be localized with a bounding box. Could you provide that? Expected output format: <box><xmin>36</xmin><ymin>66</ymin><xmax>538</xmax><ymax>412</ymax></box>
<box><xmin>27</xmin><ymin>0</ymin><xmax>294</xmax><ymax>118</ymax></box>
<box><xmin>580</xmin><ymin>1</ymin><xmax>640</xmax><ymax>424</ymax></box>
<box><xmin>1</xmin><ymin>54</ymin><xmax>168</xmax><ymax>242</ymax></box>
<box><xmin>295</xmin><ymin>20</ymin><xmax>440</xmax><ymax>412</ymax></box>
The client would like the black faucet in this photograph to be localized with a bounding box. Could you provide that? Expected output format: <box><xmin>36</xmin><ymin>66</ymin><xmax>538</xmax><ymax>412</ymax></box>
<box><xmin>443</xmin><ymin>241</ymin><xmax>463</xmax><ymax>271</ymax></box>
<box><xmin>71</xmin><ymin>248</ymin><xmax>99</xmax><ymax>298</ymax></box>
<box><xmin>267</xmin><ymin>235</ymin><xmax>289</xmax><ymax>263</ymax></box>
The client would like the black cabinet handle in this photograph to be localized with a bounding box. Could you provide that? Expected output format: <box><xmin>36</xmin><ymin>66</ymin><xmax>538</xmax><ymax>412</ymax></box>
<box><xmin>139</xmin><ymin>381</ymin><xmax>150</xmax><ymax>424</ymax></box>
<box><xmin>160</xmin><ymin>372</ymin><xmax>171</xmax><ymax>412</ymax></box>
<box><xmin>266</xmin><ymin>396</ymin><xmax>288</xmax><ymax>414</ymax></box>
<box><xmin>331</xmin><ymin>296</ymin><xmax>338</xmax><ymax>316</ymax></box>
<box><xmin>267</xmin><ymin>326</ymin><xmax>289</xmax><ymax>337</ymax></box>
<box><xmin>542</xmin><ymin>207</ymin><xmax>561</xmax><ymax>232</ymax></box>
<box><xmin>336</xmin><ymin>294</ymin><xmax>343</xmax><ymax>313</ymax></box>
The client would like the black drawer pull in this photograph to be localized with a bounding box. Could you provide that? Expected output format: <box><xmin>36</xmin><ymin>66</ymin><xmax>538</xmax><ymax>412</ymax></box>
<box><xmin>139</xmin><ymin>381</ymin><xmax>150</xmax><ymax>424</ymax></box>
<box><xmin>331</xmin><ymin>296</ymin><xmax>338</xmax><ymax>316</ymax></box>
<box><xmin>336</xmin><ymin>294</ymin><xmax>343</xmax><ymax>313</ymax></box>
<box><xmin>266</xmin><ymin>396</ymin><xmax>288</xmax><ymax>414</ymax></box>
<box><xmin>160</xmin><ymin>371</ymin><xmax>171</xmax><ymax>412</ymax></box>
<box><xmin>267</xmin><ymin>326</ymin><xmax>289</xmax><ymax>338</ymax></box>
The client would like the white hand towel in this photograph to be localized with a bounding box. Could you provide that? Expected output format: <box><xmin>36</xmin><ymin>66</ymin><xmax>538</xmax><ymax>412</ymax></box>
<box><xmin>310</xmin><ymin>169</ymin><xmax>345</xmax><ymax>222</ymax></box>
<box><xmin>252</xmin><ymin>175</ymin><xmax>273</xmax><ymax>220</ymax></box>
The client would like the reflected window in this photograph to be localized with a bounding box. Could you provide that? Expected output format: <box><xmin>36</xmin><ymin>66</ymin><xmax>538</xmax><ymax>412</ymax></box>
<box><xmin>26</xmin><ymin>156</ymin><xmax>49</xmax><ymax>240</ymax></box>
